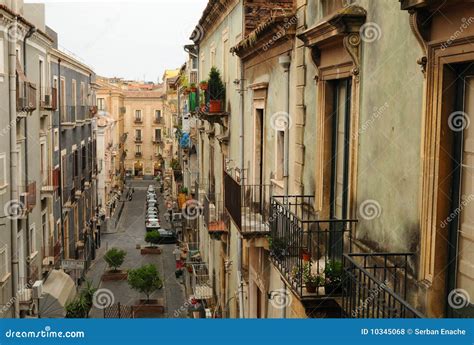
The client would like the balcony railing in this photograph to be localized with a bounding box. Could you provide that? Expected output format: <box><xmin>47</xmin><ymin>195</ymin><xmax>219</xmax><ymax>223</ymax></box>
<box><xmin>40</xmin><ymin>87</ymin><xmax>57</xmax><ymax>110</ymax></box>
<box><xmin>134</xmin><ymin>137</ymin><xmax>142</xmax><ymax>143</ymax></box>
<box><xmin>191</xmin><ymin>263</ymin><xmax>213</xmax><ymax>300</ymax></box>
<box><xmin>60</xmin><ymin>105</ymin><xmax>76</xmax><ymax>124</ymax></box>
<box><xmin>135</xmin><ymin>152</ymin><xmax>142</xmax><ymax>158</ymax></box>
<box><xmin>18</xmin><ymin>181</ymin><xmax>36</xmax><ymax>213</ymax></box>
<box><xmin>342</xmin><ymin>253</ymin><xmax>423</xmax><ymax>318</ymax></box>
<box><xmin>270</xmin><ymin>195</ymin><xmax>357</xmax><ymax>299</ymax></box>
<box><xmin>154</xmin><ymin>117</ymin><xmax>164</xmax><ymax>124</ymax></box>
<box><xmin>17</xmin><ymin>81</ymin><xmax>37</xmax><ymax>113</ymax></box>
<box><xmin>224</xmin><ymin>171</ymin><xmax>272</xmax><ymax>236</ymax></box>
<box><xmin>40</xmin><ymin>169</ymin><xmax>60</xmax><ymax>196</ymax></box>
<box><xmin>77</xmin><ymin>105</ymin><xmax>87</xmax><ymax>120</ymax></box>
<box><xmin>134</xmin><ymin>118</ymin><xmax>143</xmax><ymax>124</ymax></box>
<box><xmin>203</xmin><ymin>194</ymin><xmax>229</xmax><ymax>237</ymax></box>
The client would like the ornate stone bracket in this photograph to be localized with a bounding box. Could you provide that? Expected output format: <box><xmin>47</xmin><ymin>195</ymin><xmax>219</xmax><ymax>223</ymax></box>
<box><xmin>408</xmin><ymin>10</ymin><xmax>429</xmax><ymax>74</ymax></box>
<box><xmin>309</xmin><ymin>46</ymin><xmax>321</xmax><ymax>83</ymax></box>
<box><xmin>343</xmin><ymin>33</ymin><xmax>362</xmax><ymax>80</ymax></box>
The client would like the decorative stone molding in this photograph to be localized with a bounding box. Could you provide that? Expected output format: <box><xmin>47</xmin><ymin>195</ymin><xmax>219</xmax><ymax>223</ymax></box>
<box><xmin>297</xmin><ymin>5</ymin><xmax>366</xmax><ymax>81</ymax></box>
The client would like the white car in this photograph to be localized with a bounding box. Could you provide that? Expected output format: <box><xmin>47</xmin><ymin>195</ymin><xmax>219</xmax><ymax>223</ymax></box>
<box><xmin>147</xmin><ymin>207</ymin><xmax>158</xmax><ymax>213</ymax></box>
<box><xmin>147</xmin><ymin>185</ymin><xmax>155</xmax><ymax>192</ymax></box>
<box><xmin>146</xmin><ymin>220</ymin><xmax>161</xmax><ymax>228</ymax></box>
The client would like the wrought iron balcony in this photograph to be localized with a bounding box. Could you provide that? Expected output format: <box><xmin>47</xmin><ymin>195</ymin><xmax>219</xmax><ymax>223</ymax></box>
<box><xmin>342</xmin><ymin>253</ymin><xmax>423</xmax><ymax>318</ymax></box>
<box><xmin>224</xmin><ymin>171</ymin><xmax>272</xmax><ymax>237</ymax></box>
<box><xmin>190</xmin><ymin>262</ymin><xmax>213</xmax><ymax>300</ymax></box>
<box><xmin>40</xmin><ymin>87</ymin><xmax>57</xmax><ymax>110</ymax></box>
<box><xmin>16</xmin><ymin>81</ymin><xmax>37</xmax><ymax>113</ymax></box>
<box><xmin>269</xmin><ymin>195</ymin><xmax>357</xmax><ymax>299</ymax></box>
<box><xmin>134</xmin><ymin>118</ymin><xmax>143</xmax><ymax>124</ymax></box>
<box><xmin>135</xmin><ymin>152</ymin><xmax>142</xmax><ymax>158</ymax></box>
<box><xmin>154</xmin><ymin>117</ymin><xmax>164</xmax><ymax>124</ymax></box>
<box><xmin>134</xmin><ymin>137</ymin><xmax>142</xmax><ymax>143</ymax></box>
<box><xmin>40</xmin><ymin>169</ymin><xmax>60</xmax><ymax>197</ymax></box>
<box><xmin>203</xmin><ymin>194</ymin><xmax>229</xmax><ymax>238</ymax></box>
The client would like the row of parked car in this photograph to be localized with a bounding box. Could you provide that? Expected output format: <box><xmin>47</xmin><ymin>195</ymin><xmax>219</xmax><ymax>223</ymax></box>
<box><xmin>145</xmin><ymin>185</ymin><xmax>177</xmax><ymax>244</ymax></box>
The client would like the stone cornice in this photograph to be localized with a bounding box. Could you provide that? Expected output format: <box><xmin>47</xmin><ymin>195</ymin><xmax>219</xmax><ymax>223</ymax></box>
<box><xmin>191</xmin><ymin>0</ymin><xmax>237</xmax><ymax>44</ymax></box>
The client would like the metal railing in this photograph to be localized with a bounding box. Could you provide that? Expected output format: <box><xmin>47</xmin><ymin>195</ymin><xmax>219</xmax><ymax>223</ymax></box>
<box><xmin>269</xmin><ymin>195</ymin><xmax>357</xmax><ymax>298</ymax></box>
<box><xmin>224</xmin><ymin>170</ymin><xmax>272</xmax><ymax>236</ymax></box>
<box><xmin>342</xmin><ymin>253</ymin><xmax>423</xmax><ymax>318</ymax></box>
<box><xmin>40</xmin><ymin>86</ymin><xmax>57</xmax><ymax>110</ymax></box>
<box><xmin>203</xmin><ymin>194</ymin><xmax>228</xmax><ymax>235</ymax></box>
<box><xmin>17</xmin><ymin>81</ymin><xmax>37</xmax><ymax>112</ymax></box>
<box><xmin>191</xmin><ymin>263</ymin><xmax>213</xmax><ymax>300</ymax></box>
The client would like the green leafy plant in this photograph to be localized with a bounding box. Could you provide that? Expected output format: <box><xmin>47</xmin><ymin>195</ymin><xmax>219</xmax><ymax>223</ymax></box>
<box><xmin>179</xmin><ymin>186</ymin><xmax>188</xmax><ymax>194</ymax></box>
<box><xmin>208</xmin><ymin>67</ymin><xmax>225</xmax><ymax>101</ymax></box>
<box><xmin>104</xmin><ymin>248</ymin><xmax>126</xmax><ymax>272</ymax></box>
<box><xmin>324</xmin><ymin>260</ymin><xmax>343</xmax><ymax>285</ymax></box>
<box><xmin>80</xmin><ymin>280</ymin><xmax>97</xmax><ymax>309</ymax></box>
<box><xmin>65</xmin><ymin>294</ymin><xmax>90</xmax><ymax>318</ymax></box>
<box><xmin>128</xmin><ymin>264</ymin><xmax>163</xmax><ymax>303</ymax></box>
<box><xmin>145</xmin><ymin>230</ymin><xmax>161</xmax><ymax>247</ymax></box>
<box><xmin>303</xmin><ymin>262</ymin><xmax>324</xmax><ymax>287</ymax></box>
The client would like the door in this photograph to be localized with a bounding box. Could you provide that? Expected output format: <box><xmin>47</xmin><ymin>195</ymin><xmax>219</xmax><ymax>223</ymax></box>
<box><xmin>447</xmin><ymin>65</ymin><xmax>474</xmax><ymax>317</ymax></box>
<box><xmin>330</xmin><ymin>78</ymin><xmax>351</xmax><ymax>220</ymax></box>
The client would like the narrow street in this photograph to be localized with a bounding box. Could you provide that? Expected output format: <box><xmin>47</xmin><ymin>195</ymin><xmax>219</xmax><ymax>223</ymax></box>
<box><xmin>87</xmin><ymin>180</ymin><xmax>186</xmax><ymax>318</ymax></box>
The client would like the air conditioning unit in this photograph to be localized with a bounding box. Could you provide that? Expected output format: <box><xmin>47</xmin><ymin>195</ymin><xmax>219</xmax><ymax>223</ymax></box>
<box><xmin>32</xmin><ymin>280</ymin><xmax>43</xmax><ymax>299</ymax></box>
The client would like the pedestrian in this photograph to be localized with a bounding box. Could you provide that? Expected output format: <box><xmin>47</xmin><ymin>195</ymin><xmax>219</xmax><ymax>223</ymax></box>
<box><xmin>173</xmin><ymin>245</ymin><xmax>183</xmax><ymax>269</ymax></box>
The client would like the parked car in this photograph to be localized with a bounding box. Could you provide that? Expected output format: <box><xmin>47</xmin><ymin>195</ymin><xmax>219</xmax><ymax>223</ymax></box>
<box><xmin>145</xmin><ymin>221</ymin><xmax>161</xmax><ymax>231</ymax></box>
<box><xmin>146</xmin><ymin>226</ymin><xmax>177</xmax><ymax>244</ymax></box>
<box><xmin>147</xmin><ymin>191</ymin><xmax>156</xmax><ymax>198</ymax></box>
<box><xmin>147</xmin><ymin>185</ymin><xmax>155</xmax><ymax>192</ymax></box>
<box><xmin>147</xmin><ymin>210</ymin><xmax>159</xmax><ymax>217</ymax></box>
<box><xmin>147</xmin><ymin>207</ymin><xmax>158</xmax><ymax>214</ymax></box>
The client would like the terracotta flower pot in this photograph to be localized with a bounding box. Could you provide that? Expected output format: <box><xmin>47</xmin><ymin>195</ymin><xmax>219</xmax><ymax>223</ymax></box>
<box><xmin>209</xmin><ymin>100</ymin><xmax>221</xmax><ymax>113</ymax></box>
<box><xmin>199</xmin><ymin>83</ymin><xmax>208</xmax><ymax>90</ymax></box>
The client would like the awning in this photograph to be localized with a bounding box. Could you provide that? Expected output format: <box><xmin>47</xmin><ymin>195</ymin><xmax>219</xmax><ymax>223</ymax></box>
<box><xmin>38</xmin><ymin>270</ymin><xmax>76</xmax><ymax>318</ymax></box>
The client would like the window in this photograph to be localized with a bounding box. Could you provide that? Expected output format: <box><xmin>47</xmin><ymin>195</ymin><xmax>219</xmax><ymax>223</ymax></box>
<box><xmin>39</xmin><ymin>58</ymin><xmax>45</xmax><ymax>98</ymax></box>
<box><xmin>60</xmin><ymin>77</ymin><xmax>66</xmax><ymax>121</ymax></box>
<box><xmin>40</xmin><ymin>142</ymin><xmax>47</xmax><ymax>183</ymax></box>
<box><xmin>53</xmin><ymin>75</ymin><xmax>58</xmax><ymax>107</ymax></box>
<box><xmin>97</xmin><ymin>98</ymin><xmax>105</xmax><ymax>111</ymax></box>
<box><xmin>135</xmin><ymin>110</ymin><xmax>142</xmax><ymax>122</ymax></box>
<box><xmin>71</xmin><ymin>79</ymin><xmax>77</xmax><ymax>120</ymax></box>
<box><xmin>135</xmin><ymin>129</ymin><xmax>142</xmax><ymax>140</ymax></box>
<box><xmin>155</xmin><ymin>128</ymin><xmax>162</xmax><ymax>141</ymax></box>
<box><xmin>29</xmin><ymin>224</ymin><xmax>36</xmax><ymax>255</ymax></box>
<box><xmin>54</xmin><ymin>128</ymin><xmax>59</xmax><ymax>151</ymax></box>
<box><xmin>210</xmin><ymin>47</ymin><xmax>216</xmax><ymax>67</ymax></box>
<box><xmin>0</xmin><ymin>239</ymin><xmax>8</xmax><ymax>281</ymax></box>
<box><xmin>82</xmin><ymin>145</ymin><xmax>87</xmax><ymax>171</ymax></box>
<box><xmin>276</xmin><ymin>130</ymin><xmax>284</xmax><ymax>180</ymax></box>
<box><xmin>61</xmin><ymin>152</ymin><xmax>67</xmax><ymax>200</ymax></box>
<box><xmin>155</xmin><ymin>110</ymin><xmax>161</xmax><ymax>122</ymax></box>
<box><xmin>136</xmin><ymin>145</ymin><xmax>141</xmax><ymax>153</ymax></box>
<box><xmin>73</xmin><ymin>150</ymin><xmax>79</xmax><ymax>178</ymax></box>
<box><xmin>0</xmin><ymin>153</ymin><xmax>6</xmax><ymax>187</ymax></box>
<box><xmin>0</xmin><ymin>38</ymin><xmax>4</xmax><ymax>77</ymax></box>
<box><xmin>80</xmin><ymin>82</ymin><xmax>86</xmax><ymax>106</ymax></box>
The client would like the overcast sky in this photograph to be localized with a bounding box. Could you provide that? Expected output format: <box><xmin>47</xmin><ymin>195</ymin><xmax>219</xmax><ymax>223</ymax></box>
<box><xmin>29</xmin><ymin>0</ymin><xmax>208</xmax><ymax>81</ymax></box>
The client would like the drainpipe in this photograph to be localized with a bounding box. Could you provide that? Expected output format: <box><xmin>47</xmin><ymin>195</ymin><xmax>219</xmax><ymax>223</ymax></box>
<box><xmin>279</xmin><ymin>54</ymin><xmax>291</xmax><ymax>319</ymax></box>
<box><xmin>23</xmin><ymin>27</ymin><xmax>36</xmax><ymax>281</ymax></box>
<box><xmin>8</xmin><ymin>13</ymin><xmax>20</xmax><ymax>319</ymax></box>
<box><xmin>279</xmin><ymin>55</ymin><xmax>291</xmax><ymax>198</ymax></box>
<box><xmin>237</xmin><ymin>58</ymin><xmax>245</xmax><ymax>319</ymax></box>
<box><xmin>58</xmin><ymin>58</ymin><xmax>65</xmax><ymax>259</ymax></box>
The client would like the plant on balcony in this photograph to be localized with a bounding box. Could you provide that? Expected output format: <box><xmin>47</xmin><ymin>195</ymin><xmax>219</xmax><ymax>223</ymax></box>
<box><xmin>324</xmin><ymin>260</ymin><xmax>344</xmax><ymax>295</ymax></box>
<box><xmin>208</xmin><ymin>67</ymin><xmax>225</xmax><ymax>113</ymax></box>
<box><xmin>269</xmin><ymin>237</ymin><xmax>287</xmax><ymax>261</ymax></box>
<box><xmin>102</xmin><ymin>248</ymin><xmax>128</xmax><ymax>281</ymax></box>
<box><xmin>190</xmin><ymin>83</ymin><xmax>197</xmax><ymax>92</ymax></box>
<box><xmin>199</xmin><ymin>80</ymin><xmax>208</xmax><ymax>90</ymax></box>
<box><xmin>303</xmin><ymin>262</ymin><xmax>324</xmax><ymax>294</ymax></box>
<box><xmin>128</xmin><ymin>264</ymin><xmax>163</xmax><ymax>304</ymax></box>
<box><xmin>170</xmin><ymin>158</ymin><xmax>183</xmax><ymax>181</ymax></box>
<box><xmin>65</xmin><ymin>281</ymin><xmax>97</xmax><ymax>318</ymax></box>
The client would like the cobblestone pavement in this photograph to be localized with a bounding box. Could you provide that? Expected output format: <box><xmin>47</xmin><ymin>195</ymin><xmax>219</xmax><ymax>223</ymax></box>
<box><xmin>86</xmin><ymin>179</ymin><xmax>187</xmax><ymax>318</ymax></box>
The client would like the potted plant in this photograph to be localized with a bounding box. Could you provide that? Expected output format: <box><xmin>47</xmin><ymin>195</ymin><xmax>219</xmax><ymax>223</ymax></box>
<box><xmin>269</xmin><ymin>237</ymin><xmax>287</xmax><ymax>261</ymax></box>
<box><xmin>102</xmin><ymin>248</ymin><xmax>128</xmax><ymax>281</ymax></box>
<box><xmin>300</xmin><ymin>248</ymin><xmax>311</xmax><ymax>262</ymax></box>
<box><xmin>65</xmin><ymin>281</ymin><xmax>97</xmax><ymax>318</ymax></box>
<box><xmin>303</xmin><ymin>262</ymin><xmax>324</xmax><ymax>293</ymax></box>
<box><xmin>324</xmin><ymin>260</ymin><xmax>344</xmax><ymax>295</ymax></box>
<box><xmin>128</xmin><ymin>264</ymin><xmax>165</xmax><ymax>317</ymax></box>
<box><xmin>199</xmin><ymin>80</ymin><xmax>208</xmax><ymax>90</ymax></box>
<box><xmin>190</xmin><ymin>83</ymin><xmax>197</xmax><ymax>92</ymax></box>
<box><xmin>208</xmin><ymin>67</ymin><xmax>225</xmax><ymax>113</ymax></box>
<box><xmin>141</xmin><ymin>230</ymin><xmax>162</xmax><ymax>255</ymax></box>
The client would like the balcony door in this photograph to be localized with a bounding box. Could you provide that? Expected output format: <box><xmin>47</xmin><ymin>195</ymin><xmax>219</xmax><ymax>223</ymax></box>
<box><xmin>446</xmin><ymin>64</ymin><xmax>474</xmax><ymax>317</ymax></box>
<box><xmin>329</xmin><ymin>78</ymin><xmax>351</xmax><ymax>220</ymax></box>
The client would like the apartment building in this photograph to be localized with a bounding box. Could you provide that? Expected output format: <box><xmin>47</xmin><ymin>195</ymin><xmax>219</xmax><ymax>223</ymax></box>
<box><xmin>49</xmin><ymin>45</ymin><xmax>98</xmax><ymax>279</ymax></box>
<box><xmin>95</xmin><ymin>77</ymin><xmax>126</xmax><ymax>217</ymax></box>
<box><xmin>182</xmin><ymin>0</ymin><xmax>474</xmax><ymax>318</ymax></box>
